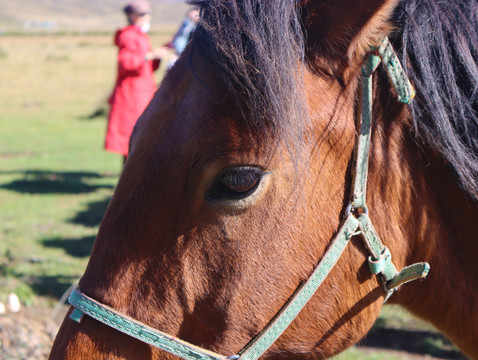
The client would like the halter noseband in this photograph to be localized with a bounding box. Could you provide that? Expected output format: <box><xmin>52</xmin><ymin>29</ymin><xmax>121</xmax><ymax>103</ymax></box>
<box><xmin>68</xmin><ymin>37</ymin><xmax>429</xmax><ymax>360</ymax></box>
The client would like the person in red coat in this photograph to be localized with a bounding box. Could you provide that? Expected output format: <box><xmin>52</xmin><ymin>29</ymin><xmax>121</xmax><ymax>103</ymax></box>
<box><xmin>105</xmin><ymin>1</ymin><xmax>167</xmax><ymax>162</ymax></box>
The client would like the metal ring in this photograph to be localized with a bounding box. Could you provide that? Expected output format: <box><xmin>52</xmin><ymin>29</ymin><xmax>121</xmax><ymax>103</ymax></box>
<box><xmin>345</xmin><ymin>203</ymin><xmax>353</xmax><ymax>217</ymax></box>
<box><xmin>345</xmin><ymin>203</ymin><xmax>369</xmax><ymax>217</ymax></box>
<box><xmin>356</xmin><ymin>205</ymin><xmax>369</xmax><ymax>215</ymax></box>
<box><xmin>227</xmin><ymin>355</ymin><xmax>240</xmax><ymax>360</ymax></box>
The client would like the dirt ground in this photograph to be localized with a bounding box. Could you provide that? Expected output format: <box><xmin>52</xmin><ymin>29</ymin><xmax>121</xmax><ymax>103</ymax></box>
<box><xmin>0</xmin><ymin>304</ymin><xmax>68</xmax><ymax>360</ymax></box>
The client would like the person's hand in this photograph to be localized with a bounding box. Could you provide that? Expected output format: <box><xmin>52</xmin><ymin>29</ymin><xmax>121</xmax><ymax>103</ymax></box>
<box><xmin>145</xmin><ymin>47</ymin><xmax>169</xmax><ymax>61</ymax></box>
<box><xmin>152</xmin><ymin>47</ymin><xmax>170</xmax><ymax>60</ymax></box>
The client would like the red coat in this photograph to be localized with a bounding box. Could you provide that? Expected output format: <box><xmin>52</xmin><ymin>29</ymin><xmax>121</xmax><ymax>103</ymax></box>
<box><xmin>105</xmin><ymin>25</ymin><xmax>159</xmax><ymax>156</ymax></box>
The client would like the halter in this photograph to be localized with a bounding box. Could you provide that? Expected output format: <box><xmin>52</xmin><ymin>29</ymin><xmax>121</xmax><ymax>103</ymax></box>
<box><xmin>68</xmin><ymin>37</ymin><xmax>430</xmax><ymax>360</ymax></box>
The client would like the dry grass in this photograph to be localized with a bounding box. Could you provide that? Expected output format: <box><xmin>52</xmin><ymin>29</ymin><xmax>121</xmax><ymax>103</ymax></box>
<box><xmin>0</xmin><ymin>0</ymin><xmax>189</xmax><ymax>33</ymax></box>
<box><xmin>0</xmin><ymin>33</ymin><xmax>174</xmax><ymax>305</ymax></box>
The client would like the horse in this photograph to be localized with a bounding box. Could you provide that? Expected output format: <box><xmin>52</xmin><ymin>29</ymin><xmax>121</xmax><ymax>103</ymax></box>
<box><xmin>50</xmin><ymin>0</ymin><xmax>478</xmax><ymax>359</ymax></box>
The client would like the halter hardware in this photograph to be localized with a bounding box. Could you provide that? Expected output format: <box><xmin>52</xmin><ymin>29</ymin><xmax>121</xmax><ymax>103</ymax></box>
<box><xmin>68</xmin><ymin>37</ymin><xmax>429</xmax><ymax>360</ymax></box>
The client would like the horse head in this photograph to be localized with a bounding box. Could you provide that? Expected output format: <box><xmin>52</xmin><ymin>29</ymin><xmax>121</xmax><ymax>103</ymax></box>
<box><xmin>50</xmin><ymin>0</ymin><xmax>478</xmax><ymax>359</ymax></box>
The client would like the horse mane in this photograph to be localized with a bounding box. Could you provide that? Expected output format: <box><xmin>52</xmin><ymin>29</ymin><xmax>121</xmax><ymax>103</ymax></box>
<box><xmin>188</xmin><ymin>0</ymin><xmax>307</xmax><ymax>141</ymax></box>
<box><xmin>391</xmin><ymin>0</ymin><xmax>478</xmax><ymax>200</ymax></box>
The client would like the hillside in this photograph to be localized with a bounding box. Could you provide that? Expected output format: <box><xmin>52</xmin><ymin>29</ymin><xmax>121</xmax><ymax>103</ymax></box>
<box><xmin>1</xmin><ymin>0</ymin><xmax>189</xmax><ymax>33</ymax></box>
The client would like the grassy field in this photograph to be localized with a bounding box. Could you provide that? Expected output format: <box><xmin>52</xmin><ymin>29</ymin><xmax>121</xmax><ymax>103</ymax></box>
<box><xmin>0</xmin><ymin>34</ymin><xmax>464</xmax><ymax>359</ymax></box>
<box><xmin>1</xmin><ymin>0</ymin><xmax>189</xmax><ymax>33</ymax></box>
<box><xmin>0</xmin><ymin>33</ymin><xmax>173</xmax><ymax>305</ymax></box>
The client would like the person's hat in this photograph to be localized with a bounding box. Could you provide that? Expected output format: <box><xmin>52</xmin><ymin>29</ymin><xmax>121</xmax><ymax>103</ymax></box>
<box><xmin>124</xmin><ymin>1</ymin><xmax>151</xmax><ymax>15</ymax></box>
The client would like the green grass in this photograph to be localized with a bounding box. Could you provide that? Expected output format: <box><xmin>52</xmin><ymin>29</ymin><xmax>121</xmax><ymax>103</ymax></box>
<box><xmin>333</xmin><ymin>305</ymin><xmax>464</xmax><ymax>359</ymax></box>
<box><xmin>0</xmin><ymin>34</ymin><xmax>171</xmax><ymax>305</ymax></box>
<box><xmin>334</xmin><ymin>347</ymin><xmax>407</xmax><ymax>360</ymax></box>
<box><xmin>0</xmin><ymin>35</ymin><xmax>464</xmax><ymax>359</ymax></box>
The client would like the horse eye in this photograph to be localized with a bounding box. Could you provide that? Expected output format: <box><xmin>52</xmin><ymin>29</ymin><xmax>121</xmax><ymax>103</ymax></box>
<box><xmin>210</xmin><ymin>167</ymin><xmax>264</xmax><ymax>200</ymax></box>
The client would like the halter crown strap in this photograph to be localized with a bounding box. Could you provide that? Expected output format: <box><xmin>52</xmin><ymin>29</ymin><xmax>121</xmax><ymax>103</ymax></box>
<box><xmin>373</xmin><ymin>37</ymin><xmax>415</xmax><ymax>104</ymax></box>
<box><xmin>350</xmin><ymin>38</ymin><xmax>428</xmax><ymax>300</ymax></box>
<box><xmin>68</xmin><ymin>37</ymin><xmax>429</xmax><ymax>360</ymax></box>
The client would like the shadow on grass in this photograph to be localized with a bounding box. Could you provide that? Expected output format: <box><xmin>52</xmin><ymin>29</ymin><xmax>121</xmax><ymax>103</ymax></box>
<box><xmin>0</xmin><ymin>170</ymin><xmax>115</xmax><ymax>194</ymax></box>
<box><xmin>42</xmin><ymin>235</ymin><xmax>96</xmax><ymax>258</ymax></box>
<box><xmin>0</xmin><ymin>263</ymin><xmax>78</xmax><ymax>301</ymax></box>
<box><xmin>29</xmin><ymin>274</ymin><xmax>79</xmax><ymax>300</ymax></box>
<box><xmin>69</xmin><ymin>197</ymin><xmax>111</xmax><ymax>227</ymax></box>
<box><xmin>79</xmin><ymin>104</ymin><xmax>108</xmax><ymax>120</ymax></box>
<box><xmin>358</xmin><ymin>324</ymin><xmax>466</xmax><ymax>359</ymax></box>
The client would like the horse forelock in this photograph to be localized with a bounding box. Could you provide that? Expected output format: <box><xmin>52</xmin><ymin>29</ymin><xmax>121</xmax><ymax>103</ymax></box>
<box><xmin>188</xmin><ymin>0</ymin><xmax>309</xmax><ymax>145</ymax></box>
<box><xmin>392</xmin><ymin>0</ymin><xmax>478</xmax><ymax>200</ymax></box>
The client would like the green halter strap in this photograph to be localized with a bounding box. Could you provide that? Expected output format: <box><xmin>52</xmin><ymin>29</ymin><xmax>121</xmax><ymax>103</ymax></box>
<box><xmin>351</xmin><ymin>38</ymin><xmax>428</xmax><ymax>300</ymax></box>
<box><xmin>68</xmin><ymin>37</ymin><xmax>429</xmax><ymax>360</ymax></box>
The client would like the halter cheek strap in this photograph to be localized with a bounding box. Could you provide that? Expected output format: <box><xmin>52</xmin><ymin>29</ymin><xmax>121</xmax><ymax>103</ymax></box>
<box><xmin>68</xmin><ymin>37</ymin><xmax>429</xmax><ymax>360</ymax></box>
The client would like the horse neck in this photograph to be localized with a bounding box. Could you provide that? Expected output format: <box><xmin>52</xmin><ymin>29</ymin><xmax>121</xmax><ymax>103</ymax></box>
<box><xmin>397</xmin><ymin>156</ymin><xmax>478</xmax><ymax>358</ymax></box>
<box><xmin>367</xmin><ymin>82</ymin><xmax>478</xmax><ymax>358</ymax></box>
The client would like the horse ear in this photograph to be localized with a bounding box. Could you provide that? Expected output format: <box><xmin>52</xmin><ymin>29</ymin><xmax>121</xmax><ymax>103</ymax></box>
<box><xmin>300</xmin><ymin>0</ymin><xmax>398</xmax><ymax>74</ymax></box>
